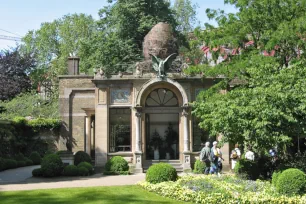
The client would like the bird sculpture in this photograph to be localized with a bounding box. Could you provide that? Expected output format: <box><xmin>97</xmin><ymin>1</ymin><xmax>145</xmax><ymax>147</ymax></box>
<box><xmin>150</xmin><ymin>53</ymin><xmax>176</xmax><ymax>78</ymax></box>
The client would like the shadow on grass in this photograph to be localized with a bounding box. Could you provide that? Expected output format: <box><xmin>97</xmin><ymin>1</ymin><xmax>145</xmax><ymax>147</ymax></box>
<box><xmin>0</xmin><ymin>185</ymin><xmax>186</xmax><ymax>204</ymax></box>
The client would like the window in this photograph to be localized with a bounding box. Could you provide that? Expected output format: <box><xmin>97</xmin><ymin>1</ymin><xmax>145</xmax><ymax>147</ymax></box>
<box><xmin>109</xmin><ymin>108</ymin><xmax>131</xmax><ymax>152</ymax></box>
<box><xmin>145</xmin><ymin>88</ymin><xmax>178</xmax><ymax>107</ymax></box>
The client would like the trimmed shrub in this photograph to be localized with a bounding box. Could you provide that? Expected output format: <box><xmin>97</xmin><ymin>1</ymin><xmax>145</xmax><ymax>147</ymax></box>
<box><xmin>17</xmin><ymin>160</ymin><xmax>26</xmax><ymax>167</ymax></box>
<box><xmin>63</xmin><ymin>165</ymin><xmax>78</xmax><ymax>176</ymax></box>
<box><xmin>193</xmin><ymin>160</ymin><xmax>205</xmax><ymax>174</ymax></box>
<box><xmin>146</xmin><ymin>163</ymin><xmax>177</xmax><ymax>184</ymax></box>
<box><xmin>41</xmin><ymin>154</ymin><xmax>64</xmax><ymax>177</ymax></box>
<box><xmin>276</xmin><ymin>168</ymin><xmax>306</xmax><ymax>196</ymax></box>
<box><xmin>14</xmin><ymin>153</ymin><xmax>25</xmax><ymax>161</ymax></box>
<box><xmin>29</xmin><ymin>151</ymin><xmax>42</xmax><ymax>165</ymax></box>
<box><xmin>272</xmin><ymin>171</ymin><xmax>282</xmax><ymax>186</ymax></box>
<box><xmin>0</xmin><ymin>157</ymin><xmax>5</xmax><ymax>171</ymax></box>
<box><xmin>4</xmin><ymin>159</ymin><xmax>17</xmax><ymax>169</ymax></box>
<box><xmin>77</xmin><ymin>162</ymin><xmax>94</xmax><ymax>175</ymax></box>
<box><xmin>32</xmin><ymin>168</ymin><xmax>43</xmax><ymax>177</ymax></box>
<box><xmin>25</xmin><ymin>158</ymin><xmax>33</xmax><ymax>166</ymax></box>
<box><xmin>234</xmin><ymin>159</ymin><xmax>259</xmax><ymax>180</ymax></box>
<box><xmin>74</xmin><ymin>151</ymin><xmax>91</xmax><ymax>166</ymax></box>
<box><xmin>78</xmin><ymin>166</ymin><xmax>89</xmax><ymax>176</ymax></box>
<box><xmin>45</xmin><ymin>150</ymin><xmax>54</xmax><ymax>155</ymax></box>
<box><xmin>105</xmin><ymin>156</ymin><xmax>129</xmax><ymax>173</ymax></box>
<box><xmin>104</xmin><ymin>171</ymin><xmax>129</xmax><ymax>175</ymax></box>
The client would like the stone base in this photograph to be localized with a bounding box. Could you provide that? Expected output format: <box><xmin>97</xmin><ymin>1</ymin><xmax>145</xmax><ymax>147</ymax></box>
<box><xmin>134</xmin><ymin>151</ymin><xmax>143</xmax><ymax>173</ymax></box>
<box><xmin>183</xmin><ymin>151</ymin><xmax>192</xmax><ymax>171</ymax></box>
<box><xmin>59</xmin><ymin>152</ymin><xmax>74</xmax><ymax>166</ymax></box>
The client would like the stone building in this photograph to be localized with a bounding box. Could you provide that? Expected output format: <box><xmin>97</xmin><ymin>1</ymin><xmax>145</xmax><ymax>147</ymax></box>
<box><xmin>58</xmin><ymin>23</ymin><xmax>230</xmax><ymax>172</ymax></box>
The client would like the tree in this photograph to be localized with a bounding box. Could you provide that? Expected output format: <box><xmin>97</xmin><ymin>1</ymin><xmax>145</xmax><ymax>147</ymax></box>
<box><xmin>173</xmin><ymin>0</ymin><xmax>198</xmax><ymax>34</ymax></box>
<box><xmin>86</xmin><ymin>0</ymin><xmax>179</xmax><ymax>74</ymax></box>
<box><xmin>0</xmin><ymin>48</ymin><xmax>35</xmax><ymax>101</ymax></box>
<box><xmin>191</xmin><ymin>0</ymin><xmax>306</xmax><ymax>153</ymax></box>
<box><xmin>22</xmin><ymin>13</ymin><xmax>96</xmax><ymax>78</ymax></box>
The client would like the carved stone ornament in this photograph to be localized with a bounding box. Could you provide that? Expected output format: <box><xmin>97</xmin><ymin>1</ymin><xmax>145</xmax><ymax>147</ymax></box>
<box><xmin>150</xmin><ymin>53</ymin><xmax>177</xmax><ymax>78</ymax></box>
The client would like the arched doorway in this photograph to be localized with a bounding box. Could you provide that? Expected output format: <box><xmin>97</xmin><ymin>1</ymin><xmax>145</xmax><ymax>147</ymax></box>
<box><xmin>144</xmin><ymin>88</ymin><xmax>180</xmax><ymax>160</ymax></box>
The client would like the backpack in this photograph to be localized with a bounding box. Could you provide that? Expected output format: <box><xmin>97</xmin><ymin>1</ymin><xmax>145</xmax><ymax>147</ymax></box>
<box><xmin>231</xmin><ymin>149</ymin><xmax>238</xmax><ymax>159</ymax></box>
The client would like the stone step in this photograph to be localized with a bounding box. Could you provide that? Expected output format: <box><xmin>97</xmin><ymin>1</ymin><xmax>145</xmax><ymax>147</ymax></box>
<box><xmin>143</xmin><ymin>160</ymin><xmax>183</xmax><ymax>172</ymax></box>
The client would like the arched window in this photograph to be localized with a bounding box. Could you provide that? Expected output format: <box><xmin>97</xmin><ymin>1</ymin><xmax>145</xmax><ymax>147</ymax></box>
<box><xmin>145</xmin><ymin>88</ymin><xmax>178</xmax><ymax>107</ymax></box>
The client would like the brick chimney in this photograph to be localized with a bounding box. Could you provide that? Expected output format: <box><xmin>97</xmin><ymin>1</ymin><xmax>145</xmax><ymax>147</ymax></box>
<box><xmin>67</xmin><ymin>56</ymin><xmax>80</xmax><ymax>75</ymax></box>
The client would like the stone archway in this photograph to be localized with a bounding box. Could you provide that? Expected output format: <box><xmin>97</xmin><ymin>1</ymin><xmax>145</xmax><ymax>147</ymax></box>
<box><xmin>133</xmin><ymin>78</ymin><xmax>191</xmax><ymax>172</ymax></box>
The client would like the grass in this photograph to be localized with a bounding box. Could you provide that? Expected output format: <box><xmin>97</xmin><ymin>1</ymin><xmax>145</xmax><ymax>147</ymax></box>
<box><xmin>0</xmin><ymin>185</ymin><xmax>190</xmax><ymax>204</ymax></box>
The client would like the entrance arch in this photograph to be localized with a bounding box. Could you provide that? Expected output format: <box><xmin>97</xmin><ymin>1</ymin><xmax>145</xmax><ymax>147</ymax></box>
<box><xmin>134</xmin><ymin>78</ymin><xmax>190</xmax><ymax>165</ymax></box>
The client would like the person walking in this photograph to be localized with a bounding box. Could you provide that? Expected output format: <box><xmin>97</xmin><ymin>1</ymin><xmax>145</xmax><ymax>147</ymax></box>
<box><xmin>245</xmin><ymin>146</ymin><xmax>255</xmax><ymax>161</ymax></box>
<box><xmin>200</xmin><ymin>142</ymin><xmax>211</xmax><ymax>175</ymax></box>
<box><xmin>230</xmin><ymin>144</ymin><xmax>241</xmax><ymax>170</ymax></box>
<box><xmin>210</xmin><ymin>141</ymin><xmax>220</xmax><ymax>175</ymax></box>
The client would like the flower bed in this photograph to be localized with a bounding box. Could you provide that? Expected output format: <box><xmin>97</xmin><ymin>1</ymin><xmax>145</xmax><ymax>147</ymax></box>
<box><xmin>138</xmin><ymin>175</ymin><xmax>306</xmax><ymax>203</ymax></box>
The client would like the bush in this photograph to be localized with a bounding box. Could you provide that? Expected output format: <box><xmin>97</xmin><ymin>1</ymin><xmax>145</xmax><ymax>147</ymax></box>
<box><xmin>78</xmin><ymin>166</ymin><xmax>89</xmax><ymax>176</ymax></box>
<box><xmin>272</xmin><ymin>171</ymin><xmax>282</xmax><ymax>186</ymax></box>
<box><xmin>74</xmin><ymin>151</ymin><xmax>91</xmax><ymax>166</ymax></box>
<box><xmin>193</xmin><ymin>160</ymin><xmax>205</xmax><ymax>174</ymax></box>
<box><xmin>29</xmin><ymin>151</ymin><xmax>42</xmax><ymax>165</ymax></box>
<box><xmin>77</xmin><ymin>162</ymin><xmax>94</xmax><ymax>175</ymax></box>
<box><xmin>63</xmin><ymin>165</ymin><xmax>79</xmax><ymax>176</ymax></box>
<box><xmin>32</xmin><ymin>168</ymin><xmax>43</xmax><ymax>177</ymax></box>
<box><xmin>14</xmin><ymin>153</ymin><xmax>25</xmax><ymax>161</ymax></box>
<box><xmin>0</xmin><ymin>157</ymin><xmax>5</xmax><ymax>171</ymax></box>
<box><xmin>41</xmin><ymin>154</ymin><xmax>64</xmax><ymax>177</ymax></box>
<box><xmin>16</xmin><ymin>160</ymin><xmax>26</xmax><ymax>167</ymax></box>
<box><xmin>105</xmin><ymin>156</ymin><xmax>129</xmax><ymax>173</ymax></box>
<box><xmin>276</xmin><ymin>168</ymin><xmax>306</xmax><ymax>196</ymax></box>
<box><xmin>104</xmin><ymin>171</ymin><xmax>129</xmax><ymax>175</ymax></box>
<box><xmin>146</xmin><ymin>163</ymin><xmax>177</xmax><ymax>184</ymax></box>
<box><xmin>4</xmin><ymin>159</ymin><xmax>17</xmax><ymax>169</ymax></box>
<box><xmin>234</xmin><ymin>159</ymin><xmax>259</xmax><ymax>180</ymax></box>
<box><xmin>25</xmin><ymin>158</ymin><xmax>33</xmax><ymax>166</ymax></box>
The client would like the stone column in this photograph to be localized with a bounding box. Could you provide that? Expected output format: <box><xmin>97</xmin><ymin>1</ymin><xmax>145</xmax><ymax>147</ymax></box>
<box><xmin>134</xmin><ymin>107</ymin><xmax>143</xmax><ymax>173</ymax></box>
<box><xmin>182</xmin><ymin>107</ymin><xmax>191</xmax><ymax>171</ymax></box>
<box><xmin>85</xmin><ymin>116</ymin><xmax>91</xmax><ymax>155</ymax></box>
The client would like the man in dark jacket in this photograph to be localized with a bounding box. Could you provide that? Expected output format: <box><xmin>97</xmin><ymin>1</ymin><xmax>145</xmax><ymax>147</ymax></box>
<box><xmin>200</xmin><ymin>142</ymin><xmax>211</xmax><ymax>175</ymax></box>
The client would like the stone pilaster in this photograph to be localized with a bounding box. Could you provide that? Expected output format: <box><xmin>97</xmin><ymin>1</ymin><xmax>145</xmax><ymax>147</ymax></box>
<box><xmin>134</xmin><ymin>107</ymin><xmax>143</xmax><ymax>173</ymax></box>
<box><xmin>182</xmin><ymin>107</ymin><xmax>191</xmax><ymax>171</ymax></box>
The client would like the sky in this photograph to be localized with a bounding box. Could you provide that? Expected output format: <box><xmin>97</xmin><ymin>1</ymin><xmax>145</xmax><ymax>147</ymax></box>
<box><xmin>0</xmin><ymin>0</ymin><xmax>237</xmax><ymax>50</ymax></box>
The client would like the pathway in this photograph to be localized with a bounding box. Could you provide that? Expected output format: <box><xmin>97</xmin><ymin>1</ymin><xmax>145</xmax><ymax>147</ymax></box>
<box><xmin>0</xmin><ymin>165</ymin><xmax>40</xmax><ymax>184</ymax></box>
<box><xmin>0</xmin><ymin>165</ymin><xmax>145</xmax><ymax>191</ymax></box>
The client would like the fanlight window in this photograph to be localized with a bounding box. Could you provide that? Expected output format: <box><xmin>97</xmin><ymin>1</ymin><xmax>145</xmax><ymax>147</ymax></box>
<box><xmin>146</xmin><ymin>88</ymin><xmax>178</xmax><ymax>107</ymax></box>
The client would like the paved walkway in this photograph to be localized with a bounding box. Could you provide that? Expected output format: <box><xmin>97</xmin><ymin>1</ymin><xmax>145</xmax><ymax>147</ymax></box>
<box><xmin>0</xmin><ymin>165</ymin><xmax>146</xmax><ymax>191</ymax></box>
<box><xmin>0</xmin><ymin>165</ymin><xmax>40</xmax><ymax>184</ymax></box>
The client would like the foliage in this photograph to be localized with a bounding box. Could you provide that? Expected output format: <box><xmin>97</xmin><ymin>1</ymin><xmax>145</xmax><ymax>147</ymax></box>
<box><xmin>0</xmin><ymin>48</ymin><xmax>35</xmax><ymax>101</ymax></box>
<box><xmin>173</xmin><ymin>0</ymin><xmax>198</xmax><ymax>34</ymax></box>
<box><xmin>272</xmin><ymin>171</ymin><xmax>282</xmax><ymax>187</ymax></box>
<box><xmin>234</xmin><ymin>159</ymin><xmax>259</xmax><ymax>180</ymax></box>
<box><xmin>78</xmin><ymin>166</ymin><xmax>89</xmax><ymax>176</ymax></box>
<box><xmin>77</xmin><ymin>162</ymin><xmax>94</xmax><ymax>175</ymax></box>
<box><xmin>193</xmin><ymin>159</ymin><xmax>205</xmax><ymax>174</ymax></box>
<box><xmin>139</xmin><ymin>175</ymin><xmax>306</xmax><ymax>203</ymax></box>
<box><xmin>0</xmin><ymin>186</ymin><xmax>188</xmax><ymax>204</ymax></box>
<box><xmin>29</xmin><ymin>151</ymin><xmax>42</xmax><ymax>165</ymax></box>
<box><xmin>103</xmin><ymin>171</ymin><xmax>130</xmax><ymax>175</ymax></box>
<box><xmin>74</xmin><ymin>151</ymin><xmax>91</xmax><ymax>166</ymax></box>
<box><xmin>32</xmin><ymin>168</ymin><xmax>43</xmax><ymax>177</ymax></box>
<box><xmin>25</xmin><ymin>158</ymin><xmax>33</xmax><ymax>166</ymax></box>
<box><xmin>41</xmin><ymin>154</ymin><xmax>63</xmax><ymax>177</ymax></box>
<box><xmin>146</xmin><ymin>163</ymin><xmax>177</xmax><ymax>184</ymax></box>
<box><xmin>190</xmin><ymin>0</ymin><xmax>306</xmax><ymax>153</ymax></box>
<box><xmin>276</xmin><ymin>168</ymin><xmax>306</xmax><ymax>196</ymax></box>
<box><xmin>105</xmin><ymin>156</ymin><xmax>129</xmax><ymax>174</ymax></box>
<box><xmin>0</xmin><ymin>157</ymin><xmax>6</xmax><ymax>171</ymax></box>
<box><xmin>22</xmin><ymin>13</ymin><xmax>96</xmax><ymax>79</ymax></box>
<box><xmin>16</xmin><ymin>161</ymin><xmax>26</xmax><ymax>168</ymax></box>
<box><xmin>0</xmin><ymin>92</ymin><xmax>59</xmax><ymax>119</ymax></box>
<box><xmin>4</xmin><ymin>159</ymin><xmax>17</xmax><ymax>170</ymax></box>
<box><xmin>193</xmin><ymin>59</ymin><xmax>306</xmax><ymax>153</ymax></box>
<box><xmin>28</xmin><ymin>118</ymin><xmax>61</xmax><ymax>132</ymax></box>
<box><xmin>63</xmin><ymin>165</ymin><xmax>79</xmax><ymax>176</ymax></box>
<box><xmin>14</xmin><ymin>153</ymin><xmax>25</xmax><ymax>161</ymax></box>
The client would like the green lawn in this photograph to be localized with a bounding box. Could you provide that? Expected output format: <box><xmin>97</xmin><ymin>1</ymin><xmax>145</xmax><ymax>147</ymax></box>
<box><xmin>0</xmin><ymin>185</ymin><xmax>190</xmax><ymax>204</ymax></box>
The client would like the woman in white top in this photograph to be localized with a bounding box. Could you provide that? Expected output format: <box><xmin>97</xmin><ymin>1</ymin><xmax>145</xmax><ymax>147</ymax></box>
<box><xmin>230</xmin><ymin>144</ymin><xmax>241</xmax><ymax>170</ymax></box>
<box><xmin>245</xmin><ymin>146</ymin><xmax>255</xmax><ymax>161</ymax></box>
